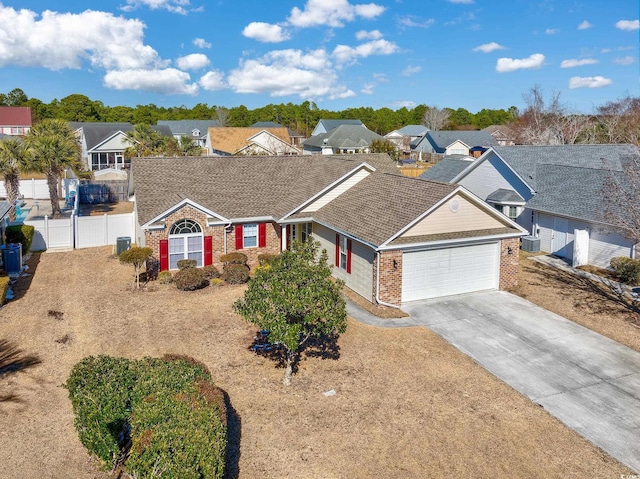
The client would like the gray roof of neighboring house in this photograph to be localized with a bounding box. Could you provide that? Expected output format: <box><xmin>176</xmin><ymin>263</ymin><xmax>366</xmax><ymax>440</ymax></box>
<box><xmin>486</xmin><ymin>188</ymin><xmax>525</xmax><ymax>203</ymax></box>
<box><xmin>491</xmin><ymin>144</ymin><xmax>640</xmax><ymax>223</ymax></box>
<box><xmin>0</xmin><ymin>201</ymin><xmax>11</xmax><ymax>219</ymax></box>
<box><xmin>483</xmin><ymin>125</ymin><xmax>516</xmax><ymax>138</ymax></box>
<box><xmin>426</xmin><ymin>130</ymin><xmax>497</xmax><ymax>151</ymax></box>
<box><xmin>157</xmin><ymin>120</ymin><xmax>220</xmax><ymax>138</ymax></box>
<box><xmin>419</xmin><ymin>156</ymin><xmax>474</xmax><ymax>183</ymax></box>
<box><xmin>133</xmin><ymin>155</ymin><xmax>384</xmax><ymax>225</ymax></box>
<box><xmin>80</xmin><ymin>124</ymin><xmax>172</xmax><ymax>150</ymax></box>
<box><xmin>303</xmin><ymin>125</ymin><xmax>383</xmax><ymax>149</ymax></box>
<box><xmin>317</xmin><ymin>119</ymin><xmax>364</xmax><ymax>132</ymax></box>
<box><xmin>396</xmin><ymin>125</ymin><xmax>428</xmax><ymax>137</ymax></box>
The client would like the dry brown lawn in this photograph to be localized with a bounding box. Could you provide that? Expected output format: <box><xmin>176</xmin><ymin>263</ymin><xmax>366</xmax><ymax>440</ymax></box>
<box><xmin>0</xmin><ymin>248</ymin><xmax>635</xmax><ymax>478</ymax></box>
<box><xmin>513</xmin><ymin>252</ymin><xmax>640</xmax><ymax>353</ymax></box>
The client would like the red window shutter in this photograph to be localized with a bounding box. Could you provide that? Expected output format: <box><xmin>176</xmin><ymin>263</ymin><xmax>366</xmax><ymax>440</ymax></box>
<box><xmin>159</xmin><ymin>239</ymin><xmax>169</xmax><ymax>272</ymax></box>
<box><xmin>235</xmin><ymin>224</ymin><xmax>243</xmax><ymax>250</ymax></box>
<box><xmin>204</xmin><ymin>235</ymin><xmax>213</xmax><ymax>266</ymax></box>
<box><xmin>335</xmin><ymin>233</ymin><xmax>340</xmax><ymax>266</ymax></box>
<box><xmin>285</xmin><ymin>225</ymin><xmax>291</xmax><ymax>250</ymax></box>
<box><xmin>346</xmin><ymin>239</ymin><xmax>352</xmax><ymax>274</ymax></box>
<box><xmin>258</xmin><ymin>223</ymin><xmax>267</xmax><ymax>248</ymax></box>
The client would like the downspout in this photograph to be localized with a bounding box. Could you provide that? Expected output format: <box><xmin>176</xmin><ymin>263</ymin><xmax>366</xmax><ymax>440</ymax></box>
<box><xmin>224</xmin><ymin>223</ymin><xmax>232</xmax><ymax>254</ymax></box>
<box><xmin>375</xmin><ymin>251</ymin><xmax>401</xmax><ymax>309</ymax></box>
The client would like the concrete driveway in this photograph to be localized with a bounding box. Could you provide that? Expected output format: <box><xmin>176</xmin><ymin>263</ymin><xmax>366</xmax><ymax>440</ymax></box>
<box><xmin>402</xmin><ymin>290</ymin><xmax>640</xmax><ymax>473</ymax></box>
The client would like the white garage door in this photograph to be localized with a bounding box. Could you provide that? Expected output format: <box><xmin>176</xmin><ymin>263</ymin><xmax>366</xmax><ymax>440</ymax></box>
<box><xmin>401</xmin><ymin>242</ymin><xmax>499</xmax><ymax>302</ymax></box>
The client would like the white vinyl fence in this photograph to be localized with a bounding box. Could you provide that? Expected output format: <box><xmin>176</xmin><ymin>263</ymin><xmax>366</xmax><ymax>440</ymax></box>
<box><xmin>0</xmin><ymin>178</ymin><xmax>77</xmax><ymax>200</ymax></box>
<box><xmin>25</xmin><ymin>212</ymin><xmax>136</xmax><ymax>251</ymax></box>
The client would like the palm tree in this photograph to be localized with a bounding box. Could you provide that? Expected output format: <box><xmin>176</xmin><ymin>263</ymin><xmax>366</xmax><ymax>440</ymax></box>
<box><xmin>177</xmin><ymin>135</ymin><xmax>203</xmax><ymax>156</ymax></box>
<box><xmin>26</xmin><ymin>119</ymin><xmax>80</xmax><ymax>218</ymax></box>
<box><xmin>123</xmin><ymin>124</ymin><xmax>162</xmax><ymax>159</ymax></box>
<box><xmin>0</xmin><ymin>138</ymin><xmax>31</xmax><ymax>221</ymax></box>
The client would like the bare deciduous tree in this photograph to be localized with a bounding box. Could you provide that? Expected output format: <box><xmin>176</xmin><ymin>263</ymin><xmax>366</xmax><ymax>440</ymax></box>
<box><xmin>422</xmin><ymin>106</ymin><xmax>450</xmax><ymax>130</ymax></box>
<box><xmin>215</xmin><ymin>107</ymin><xmax>229</xmax><ymax>127</ymax></box>
<box><xmin>603</xmin><ymin>153</ymin><xmax>640</xmax><ymax>249</ymax></box>
<box><xmin>596</xmin><ymin>95</ymin><xmax>640</xmax><ymax>146</ymax></box>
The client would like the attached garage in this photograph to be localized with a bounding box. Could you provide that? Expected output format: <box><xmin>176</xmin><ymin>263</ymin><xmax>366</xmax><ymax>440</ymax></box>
<box><xmin>401</xmin><ymin>242</ymin><xmax>500</xmax><ymax>302</ymax></box>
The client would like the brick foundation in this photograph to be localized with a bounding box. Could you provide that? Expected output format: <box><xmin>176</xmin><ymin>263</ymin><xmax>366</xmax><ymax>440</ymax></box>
<box><xmin>499</xmin><ymin>237</ymin><xmax>520</xmax><ymax>290</ymax></box>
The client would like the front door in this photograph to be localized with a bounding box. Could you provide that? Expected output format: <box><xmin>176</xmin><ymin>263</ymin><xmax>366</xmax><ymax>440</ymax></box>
<box><xmin>552</xmin><ymin>217</ymin><xmax>569</xmax><ymax>258</ymax></box>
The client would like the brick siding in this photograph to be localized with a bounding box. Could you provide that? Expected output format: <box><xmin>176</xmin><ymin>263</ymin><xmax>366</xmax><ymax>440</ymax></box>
<box><xmin>375</xmin><ymin>250</ymin><xmax>403</xmax><ymax>306</ymax></box>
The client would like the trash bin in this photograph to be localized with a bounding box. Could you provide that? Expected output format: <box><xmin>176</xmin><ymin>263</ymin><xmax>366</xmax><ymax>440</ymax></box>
<box><xmin>116</xmin><ymin>237</ymin><xmax>131</xmax><ymax>255</ymax></box>
<box><xmin>1</xmin><ymin>243</ymin><xmax>23</xmax><ymax>276</ymax></box>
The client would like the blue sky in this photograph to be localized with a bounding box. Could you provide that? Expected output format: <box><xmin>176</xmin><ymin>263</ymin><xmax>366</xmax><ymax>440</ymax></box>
<box><xmin>0</xmin><ymin>0</ymin><xmax>637</xmax><ymax>114</ymax></box>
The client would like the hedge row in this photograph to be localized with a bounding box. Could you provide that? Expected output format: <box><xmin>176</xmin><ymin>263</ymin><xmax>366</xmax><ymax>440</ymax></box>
<box><xmin>66</xmin><ymin>355</ymin><xmax>227</xmax><ymax>478</ymax></box>
<box><xmin>6</xmin><ymin>224</ymin><xmax>35</xmax><ymax>254</ymax></box>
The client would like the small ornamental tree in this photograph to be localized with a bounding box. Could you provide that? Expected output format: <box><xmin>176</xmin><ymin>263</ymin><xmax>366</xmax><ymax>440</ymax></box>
<box><xmin>234</xmin><ymin>239</ymin><xmax>347</xmax><ymax>386</ymax></box>
<box><xmin>119</xmin><ymin>247</ymin><xmax>153</xmax><ymax>290</ymax></box>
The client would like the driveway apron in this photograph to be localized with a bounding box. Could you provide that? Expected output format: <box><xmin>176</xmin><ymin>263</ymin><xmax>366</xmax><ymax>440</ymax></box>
<box><xmin>401</xmin><ymin>290</ymin><xmax>640</xmax><ymax>473</ymax></box>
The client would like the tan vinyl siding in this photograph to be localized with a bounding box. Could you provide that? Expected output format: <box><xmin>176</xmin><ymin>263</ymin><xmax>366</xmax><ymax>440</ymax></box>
<box><xmin>94</xmin><ymin>133</ymin><xmax>128</xmax><ymax>151</ymax></box>
<box><xmin>401</xmin><ymin>194</ymin><xmax>504</xmax><ymax>238</ymax></box>
<box><xmin>301</xmin><ymin>169</ymin><xmax>370</xmax><ymax>213</ymax></box>
<box><xmin>312</xmin><ymin>222</ymin><xmax>374</xmax><ymax>301</ymax></box>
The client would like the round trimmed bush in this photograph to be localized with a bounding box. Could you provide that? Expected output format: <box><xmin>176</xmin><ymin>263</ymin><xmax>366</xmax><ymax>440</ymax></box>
<box><xmin>224</xmin><ymin>264</ymin><xmax>250</xmax><ymax>284</ymax></box>
<box><xmin>202</xmin><ymin>265</ymin><xmax>220</xmax><ymax>280</ymax></box>
<box><xmin>220</xmin><ymin>252</ymin><xmax>248</xmax><ymax>265</ymax></box>
<box><xmin>174</xmin><ymin>268</ymin><xmax>209</xmax><ymax>291</ymax></box>
<box><xmin>176</xmin><ymin>259</ymin><xmax>197</xmax><ymax>270</ymax></box>
<box><xmin>610</xmin><ymin>256</ymin><xmax>640</xmax><ymax>284</ymax></box>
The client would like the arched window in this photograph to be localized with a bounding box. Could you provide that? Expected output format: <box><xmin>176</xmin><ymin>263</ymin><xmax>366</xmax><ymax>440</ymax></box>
<box><xmin>168</xmin><ymin>219</ymin><xmax>203</xmax><ymax>269</ymax></box>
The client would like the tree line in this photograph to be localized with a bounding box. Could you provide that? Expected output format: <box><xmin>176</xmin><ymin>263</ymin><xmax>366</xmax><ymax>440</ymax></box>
<box><xmin>0</xmin><ymin>88</ymin><xmax>516</xmax><ymax>136</ymax></box>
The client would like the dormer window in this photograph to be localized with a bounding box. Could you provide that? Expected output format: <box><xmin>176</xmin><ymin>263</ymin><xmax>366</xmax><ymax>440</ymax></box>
<box><xmin>191</xmin><ymin>128</ymin><xmax>200</xmax><ymax>137</ymax></box>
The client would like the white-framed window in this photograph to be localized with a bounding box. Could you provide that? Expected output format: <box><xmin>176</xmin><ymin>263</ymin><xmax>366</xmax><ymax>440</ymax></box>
<box><xmin>339</xmin><ymin>235</ymin><xmax>348</xmax><ymax>270</ymax></box>
<box><xmin>301</xmin><ymin>223</ymin><xmax>312</xmax><ymax>242</ymax></box>
<box><xmin>169</xmin><ymin>219</ymin><xmax>203</xmax><ymax>269</ymax></box>
<box><xmin>243</xmin><ymin>223</ymin><xmax>258</xmax><ymax>248</ymax></box>
<box><xmin>507</xmin><ymin>206</ymin><xmax>518</xmax><ymax>221</ymax></box>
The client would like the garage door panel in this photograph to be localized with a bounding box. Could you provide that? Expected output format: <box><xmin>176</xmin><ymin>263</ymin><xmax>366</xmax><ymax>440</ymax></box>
<box><xmin>402</xmin><ymin>243</ymin><xmax>498</xmax><ymax>302</ymax></box>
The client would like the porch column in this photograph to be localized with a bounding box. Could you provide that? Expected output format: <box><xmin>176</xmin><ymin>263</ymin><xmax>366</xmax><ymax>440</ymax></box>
<box><xmin>281</xmin><ymin>225</ymin><xmax>287</xmax><ymax>251</ymax></box>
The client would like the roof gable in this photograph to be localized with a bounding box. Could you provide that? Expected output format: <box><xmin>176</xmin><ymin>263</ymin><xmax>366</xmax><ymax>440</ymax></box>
<box><xmin>303</xmin><ymin>124</ymin><xmax>383</xmax><ymax>148</ymax></box>
<box><xmin>208</xmin><ymin>127</ymin><xmax>292</xmax><ymax>154</ymax></box>
<box><xmin>427</xmin><ymin>130</ymin><xmax>496</xmax><ymax>151</ymax></box>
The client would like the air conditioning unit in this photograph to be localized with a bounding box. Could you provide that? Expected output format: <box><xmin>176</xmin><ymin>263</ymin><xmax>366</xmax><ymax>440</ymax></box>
<box><xmin>521</xmin><ymin>235</ymin><xmax>541</xmax><ymax>253</ymax></box>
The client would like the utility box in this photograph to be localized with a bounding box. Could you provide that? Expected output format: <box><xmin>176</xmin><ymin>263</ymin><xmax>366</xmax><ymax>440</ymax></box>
<box><xmin>521</xmin><ymin>235</ymin><xmax>541</xmax><ymax>253</ymax></box>
<box><xmin>1</xmin><ymin>243</ymin><xmax>23</xmax><ymax>276</ymax></box>
<box><xmin>116</xmin><ymin>236</ymin><xmax>131</xmax><ymax>255</ymax></box>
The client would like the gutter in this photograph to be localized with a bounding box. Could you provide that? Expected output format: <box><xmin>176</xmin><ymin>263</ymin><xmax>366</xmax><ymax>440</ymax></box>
<box><xmin>375</xmin><ymin>251</ymin><xmax>401</xmax><ymax>309</ymax></box>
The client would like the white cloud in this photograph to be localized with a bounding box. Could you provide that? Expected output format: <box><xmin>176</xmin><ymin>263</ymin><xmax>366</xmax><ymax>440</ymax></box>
<box><xmin>496</xmin><ymin>53</ymin><xmax>545</xmax><ymax>72</ymax></box>
<box><xmin>615</xmin><ymin>19</ymin><xmax>640</xmax><ymax>31</ymax></box>
<box><xmin>193</xmin><ymin>38</ymin><xmax>211</xmax><ymax>49</ymax></box>
<box><xmin>227</xmin><ymin>48</ymin><xmax>354</xmax><ymax>99</ymax></box>
<box><xmin>545</xmin><ymin>28</ymin><xmax>559</xmax><ymax>34</ymax></box>
<box><xmin>401</xmin><ymin>65</ymin><xmax>421</xmax><ymax>76</ymax></box>
<box><xmin>104</xmin><ymin>68</ymin><xmax>198</xmax><ymax>94</ymax></box>
<box><xmin>0</xmin><ymin>6</ymin><xmax>163</xmax><ymax>71</ymax></box>
<box><xmin>199</xmin><ymin>71</ymin><xmax>226</xmax><ymax>90</ymax></box>
<box><xmin>122</xmin><ymin>0</ymin><xmax>192</xmax><ymax>15</ymax></box>
<box><xmin>361</xmin><ymin>82</ymin><xmax>375</xmax><ymax>94</ymax></box>
<box><xmin>332</xmin><ymin>39</ymin><xmax>399</xmax><ymax>64</ymax></box>
<box><xmin>560</xmin><ymin>58</ymin><xmax>598</xmax><ymax>68</ymax></box>
<box><xmin>448</xmin><ymin>0</ymin><xmax>474</xmax><ymax>3</ymax></box>
<box><xmin>287</xmin><ymin>0</ymin><xmax>385</xmax><ymax>28</ymax></box>
<box><xmin>472</xmin><ymin>42</ymin><xmax>505</xmax><ymax>53</ymax></box>
<box><xmin>373</xmin><ymin>72</ymin><xmax>388</xmax><ymax>82</ymax></box>
<box><xmin>175</xmin><ymin>53</ymin><xmax>210</xmax><ymax>70</ymax></box>
<box><xmin>577</xmin><ymin>20</ymin><xmax>593</xmax><ymax>29</ymax></box>
<box><xmin>613</xmin><ymin>56</ymin><xmax>635</xmax><ymax>65</ymax></box>
<box><xmin>397</xmin><ymin>15</ymin><xmax>435</xmax><ymax>28</ymax></box>
<box><xmin>242</xmin><ymin>22</ymin><xmax>290</xmax><ymax>43</ymax></box>
<box><xmin>355</xmin><ymin>29</ymin><xmax>383</xmax><ymax>40</ymax></box>
<box><xmin>569</xmin><ymin>76</ymin><xmax>612</xmax><ymax>89</ymax></box>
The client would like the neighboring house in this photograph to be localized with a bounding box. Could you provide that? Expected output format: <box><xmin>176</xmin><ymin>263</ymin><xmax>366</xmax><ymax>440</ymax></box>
<box><xmin>207</xmin><ymin>127</ymin><xmax>300</xmax><ymax>156</ymax></box>
<box><xmin>419</xmin><ymin>155</ymin><xmax>475</xmax><ymax>182</ymax></box>
<box><xmin>311</xmin><ymin>119</ymin><xmax>364</xmax><ymax>136</ymax></box>
<box><xmin>0</xmin><ymin>107</ymin><xmax>32</xmax><ymax>136</ymax></box>
<box><xmin>157</xmin><ymin>120</ymin><xmax>220</xmax><ymax>154</ymax></box>
<box><xmin>71</xmin><ymin>122</ymin><xmax>173</xmax><ymax>171</ymax></box>
<box><xmin>302</xmin><ymin>125</ymin><xmax>384</xmax><ymax>155</ymax></box>
<box><xmin>414</xmin><ymin>130</ymin><xmax>496</xmax><ymax>156</ymax></box>
<box><xmin>483</xmin><ymin>125</ymin><xmax>516</xmax><ymax>146</ymax></box>
<box><xmin>384</xmin><ymin>125</ymin><xmax>429</xmax><ymax>156</ymax></box>
<box><xmin>131</xmin><ymin>154</ymin><xmax>526</xmax><ymax>306</ymax></box>
<box><xmin>442</xmin><ymin>144</ymin><xmax>639</xmax><ymax>268</ymax></box>
<box><xmin>250</xmin><ymin>122</ymin><xmax>306</xmax><ymax>147</ymax></box>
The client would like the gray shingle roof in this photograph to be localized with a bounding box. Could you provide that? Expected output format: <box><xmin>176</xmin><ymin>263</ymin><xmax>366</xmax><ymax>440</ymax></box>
<box><xmin>419</xmin><ymin>157</ymin><xmax>474</xmax><ymax>183</ymax></box>
<box><xmin>486</xmin><ymin>188</ymin><xmax>525</xmax><ymax>203</ymax></box>
<box><xmin>133</xmin><ymin>155</ymin><xmax>382</xmax><ymax>225</ymax></box>
<box><xmin>427</xmin><ymin>130</ymin><xmax>496</xmax><ymax>152</ymax></box>
<box><xmin>0</xmin><ymin>201</ymin><xmax>11</xmax><ymax>219</ymax></box>
<box><xmin>492</xmin><ymin>144</ymin><xmax>640</xmax><ymax>222</ymax></box>
<box><xmin>306</xmin><ymin>173</ymin><xmax>457</xmax><ymax>246</ymax></box>
<box><xmin>157</xmin><ymin>120</ymin><xmax>220</xmax><ymax>138</ymax></box>
<box><xmin>318</xmin><ymin>119</ymin><xmax>363</xmax><ymax>131</ymax></box>
<box><xmin>395</xmin><ymin>125</ymin><xmax>428</xmax><ymax>137</ymax></box>
<box><xmin>303</xmin><ymin>125</ymin><xmax>383</xmax><ymax>148</ymax></box>
<box><xmin>79</xmin><ymin>123</ymin><xmax>172</xmax><ymax>150</ymax></box>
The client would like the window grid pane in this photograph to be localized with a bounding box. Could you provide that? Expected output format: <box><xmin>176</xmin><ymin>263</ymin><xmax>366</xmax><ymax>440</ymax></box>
<box><xmin>243</xmin><ymin>224</ymin><xmax>258</xmax><ymax>248</ymax></box>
